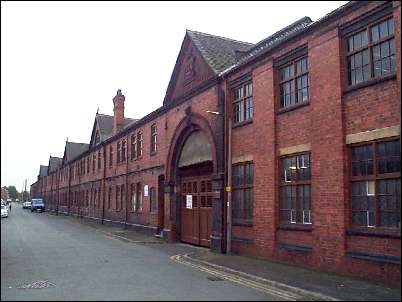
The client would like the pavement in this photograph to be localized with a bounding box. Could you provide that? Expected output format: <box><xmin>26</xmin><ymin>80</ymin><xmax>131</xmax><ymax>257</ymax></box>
<box><xmin>69</xmin><ymin>213</ymin><xmax>402</xmax><ymax>301</ymax></box>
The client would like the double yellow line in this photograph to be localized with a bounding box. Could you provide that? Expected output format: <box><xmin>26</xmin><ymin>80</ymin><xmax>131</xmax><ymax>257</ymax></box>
<box><xmin>170</xmin><ymin>254</ymin><xmax>301</xmax><ymax>301</ymax></box>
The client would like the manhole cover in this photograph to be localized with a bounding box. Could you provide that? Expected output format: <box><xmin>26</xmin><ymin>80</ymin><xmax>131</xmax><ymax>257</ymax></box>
<box><xmin>17</xmin><ymin>280</ymin><xmax>56</xmax><ymax>289</ymax></box>
<box><xmin>207</xmin><ymin>276</ymin><xmax>224</xmax><ymax>281</ymax></box>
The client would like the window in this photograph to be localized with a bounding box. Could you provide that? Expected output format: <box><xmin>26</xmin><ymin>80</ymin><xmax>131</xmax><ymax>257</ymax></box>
<box><xmin>232</xmin><ymin>162</ymin><xmax>253</xmax><ymax>224</ymax></box>
<box><xmin>350</xmin><ymin>139</ymin><xmax>400</xmax><ymax>228</ymax></box>
<box><xmin>116</xmin><ymin>185</ymin><xmax>120</xmax><ymax>211</ymax></box>
<box><xmin>86</xmin><ymin>190</ymin><xmax>89</xmax><ymax>207</ymax></box>
<box><xmin>94</xmin><ymin>187</ymin><xmax>97</xmax><ymax>208</ymax></box>
<box><xmin>87</xmin><ymin>157</ymin><xmax>90</xmax><ymax>173</ymax></box>
<box><xmin>122</xmin><ymin>140</ymin><xmax>126</xmax><ymax>162</ymax></box>
<box><xmin>233</xmin><ymin>82</ymin><xmax>253</xmax><ymax>124</ymax></box>
<box><xmin>120</xmin><ymin>185</ymin><xmax>125</xmax><ymax>211</ymax></box>
<box><xmin>92</xmin><ymin>154</ymin><xmax>96</xmax><ymax>173</ymax></box>
<box><xmin>150</xmin><ymin>187</ymin><xmax>157</xmax><ymax>213</ymax></box>
<box><xmin>279</xmin><ymin>153</ymin><xmax>311</xmax><ymax>224</ymax></box>
<box><xmin>98</xmin><ymin>150</ymin><xmax>101</xmax><ymax>169</ymax></box>
<box><xmin>151</xmin><ymin>124</ymin><xmax>157</xmax><ymax>154</ymax></box>
<box><xmin>131</xmin><ymin>134</ymin><xmax>137</xmax><ymax>159</ymax></box>
<box><xmin>98</xmin><ymin>188</ymin><xmax>102</xmax><ymax>209</ymax></box>
<box><xmin>279</xmin><ymin>56</ymin><xmax>309</xmax><ymax>109</ymax></box>
<box><xmin>137</xmin><ymin>132</ymin><xmax>143</xmax><ymax>158</ymax></box>
<box><xmin>346</xmin><ymin>17</ymin><xmax>395</xmax><ymax>86</ymax></box>
<box><xmin>108</xmin><ymin>187</ymin><xmax>112</xmax><ymax>209</ymax></box>
<box><xmin>108</xmin><ymin>146</ymin><xmax>113</xmax><ymax>168</ymax></box>
<box><xmin>130</xmin><ymin>183</ymin><xmax>136</xmax><ymax>212</ymax></box>
<box><xmin>117</xmin><ymin>142</ymin><xmax>121</xmax><ymax>164</ymax></box>
<box><xmin>136</xmin><ymin>183</ymin><xmax>143</xmax><ymax>212</ymax></box>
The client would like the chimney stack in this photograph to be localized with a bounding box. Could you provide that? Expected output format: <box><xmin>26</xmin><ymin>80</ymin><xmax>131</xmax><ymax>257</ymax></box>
<box><xmin>113</xmin><ymin>89</ymin><xmax>125</xmax><ymax>133</ymax></box>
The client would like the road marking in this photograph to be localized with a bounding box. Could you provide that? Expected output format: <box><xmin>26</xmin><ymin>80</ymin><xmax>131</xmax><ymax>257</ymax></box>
<box><xmin>170</xmin><ymin>254</ymin><xmax>300</xmax><ymax>301</ymax></box>
<box><xmin>183</xmin><ymin>254</ymin><xmax>340</xmax><ymax>301</ymax></box>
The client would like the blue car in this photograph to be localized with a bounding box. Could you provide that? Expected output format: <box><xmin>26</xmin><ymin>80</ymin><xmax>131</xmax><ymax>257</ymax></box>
<box><xmin>31</xmin><ymin>199</ymin><xmax>45</xmax><ymax>212</ymax></box>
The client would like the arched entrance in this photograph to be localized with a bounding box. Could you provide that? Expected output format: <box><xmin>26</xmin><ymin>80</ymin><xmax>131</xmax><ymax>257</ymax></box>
<box><xmin>166</xmin><ymin>110</ymin><xmax>219</xmax><ymax>248</ymax></box>
<box><xmin>178</xmin><ymin>131</ymin><xmax>214</xmax><ymax>247</ymax></box>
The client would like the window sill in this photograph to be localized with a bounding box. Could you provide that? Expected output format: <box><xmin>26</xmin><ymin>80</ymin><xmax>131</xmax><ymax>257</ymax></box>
<box><xmin>277</xmin><ymin>223</ymin><xmax>312</xmax><ymax>232</ymax></box>
<box><xmin>277</xmin><ymin>242</ymin><xmax>312</xmax><ymax>253</ymax></box>
<box><xmin>343</xmin><ymin>73</ymin><xmax>396</xmax><ymax>95</ymax></box>
<box><xmin>150</xmin><ymin>152</ymin><xmax>157</xmax><ymax>157</ymax></box>
<box><xmin>277</xmin><ymin>101</ymin><xmax>309</xmax><ymax>115</ymax></box>
<box><xmin>232</xmin><ymin>119</ymin><xmax>253</xmax><ymax>129</ymax></box>
<box><xmin>347</xmin><ymin>251</ymin><xmax>400</xmax><ymax>265</ymax></box>
<box><xmin>346</xmin><ymin>228</ymin><xmax>400</xmax><ymax>238</ymax></box>
<box><xmin>233</xmin><ymin>221</ymin><xmax>253</xmax><ymax>227</ymax></box>
<box><xmin>130</xmin><ymin>156</ymin><xmax>143</xmax><ymax>162</ymax></box>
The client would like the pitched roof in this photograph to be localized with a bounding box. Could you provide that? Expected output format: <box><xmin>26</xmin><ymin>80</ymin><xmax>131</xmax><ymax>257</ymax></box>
<box><xmin>39</xmin><ymin>165</ymin><xmax>48</xmax><ymax>178</ymax></box>
<box><xmin>186</xmin><ymin>30</ymin><xmax>254</xmax><ymax>75</ymax></box>
<box><xmin>96</xmin><ymin>114</ymin><xmax>114</xmax><ymax>142</ymax></box>
<box><xmin>48</xmin><ymin>156</ymin><xmax>63</xmax><ymax>173</ymax></box>
<box><xmin>96</xmin><ymin>114</ymin><xmax>138</xmax><ymax>141</ymax></box>
<box><xmin>65</xmin><ymin>142</ymin><xmax>89</xmax><ymax>163</ymax></box>
<box><xmin>219</xmin><ymin>2</ymin><xmax>367</xmax><ymax>76</ymax></box>
<box><xmin>220</xmin><ymin>16</ymin><xmax>313</xmax><ymax>75</ymax></box>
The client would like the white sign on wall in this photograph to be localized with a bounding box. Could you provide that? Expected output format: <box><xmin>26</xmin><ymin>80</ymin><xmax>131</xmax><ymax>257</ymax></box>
<box><xmin>186</xmin><ymin>195</ymin><xmax>192</xmax><ymax>209</ymax></box>
<box><xmin>144</xmin><ymin>185</ymin><xmax>149</xmax><ymax>197</ymax></box>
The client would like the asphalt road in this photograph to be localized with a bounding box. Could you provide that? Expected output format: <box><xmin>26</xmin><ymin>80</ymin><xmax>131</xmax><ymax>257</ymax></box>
<box><xmin>1</xmin><ymin>203</ymin><xmax>281</xmax><ymax>301</ymax></box>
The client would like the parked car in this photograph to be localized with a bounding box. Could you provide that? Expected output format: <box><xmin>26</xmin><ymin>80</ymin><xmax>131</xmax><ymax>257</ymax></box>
<box><xmin>31</xmin><ymin>199</ymin><xmax>45</xmax><ymax>212</ymax></box>
<box><xmin>1</xmin><ymin>205</ymin><xmax>9</xmax><ymax>218</ymax></box>
<box><xmin>22</xmin><ymin>201</ymin><xmax>31</xmax><ymax>209</ymax></box>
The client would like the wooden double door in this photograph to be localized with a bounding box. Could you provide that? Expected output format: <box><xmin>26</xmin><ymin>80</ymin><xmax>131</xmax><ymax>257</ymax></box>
<box><xmin>180</xmin><ymin>174</ymin><xmax>213</xmax><ymax>247</ymax></box>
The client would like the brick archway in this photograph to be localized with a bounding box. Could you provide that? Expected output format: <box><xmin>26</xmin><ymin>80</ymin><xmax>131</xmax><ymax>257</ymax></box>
<box><xmin>164</xmin><ymin>110</ymin><xmax>219</xmax><ymax>245</ymax></box>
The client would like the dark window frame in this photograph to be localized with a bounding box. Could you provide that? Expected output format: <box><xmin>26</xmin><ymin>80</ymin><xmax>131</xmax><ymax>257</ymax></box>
<box><xmin>151</xmin><ymin>124</ymin><xmax>157</xmax><ymax>155</ymax></box>
<box><xmin>278</xmin><ymin>55</ymin><xmax>309</xmax><ymax>110</ymax></box>
<box><xmin>345</xmin><ymin>15</ymin><xmax>395</xmax><ymax>87</ymax></box>
<box><xmin>232</xmin><ymin>81</ymin><xmax>253</xmax><ymax>126</ymax></box>
<box><xmin>98</xmin><ymin>150</ymin><xmax>101</xmax><ymax>170</ymax></box>
<box><xmin>109</xmin><ymin>146</ymin><xmax>113</xmax><ymax>168</ymax></box>
<box><xmin>149</xmin><ymin>187</ymin><xmax>157</xmax><ymax>213</ymax></box>
<box><xmin>137</xmin><ymin>131</ymin><xmax>143</xmax><ymax>159</ymax></box>
<box><xmin>117</xmin><ymin>142</ymin><xmax>121</xmax><ymax>164</ymax></box>
<box><xmin>232</xmin><ymin>161</ymin><xmax>254</xmax><ymax>225</ymax></box>
<box><xmin>108</xmin><ymin>186</ymin><xmax>112</xmax><ymax>209</ymax></box>
<box><xmin>131</xmin><ymin>134</ymin><xmax>137</xmax><ymax>160</ymax></box>
<box><xmin>116</xmin><ymin>185</ymin><xmax>120</xmax><ymax>211</ymax></box>
<box><xmin>279</xmin><ymin>152</ymin><xmax>312</xmax><ymax>225</ymax></box>
<box><xmin>121</xmin><ymin>140</ymin><xmax>126</xmax><ymax>162</ymax></box>
<box><xmin>349</xmin><ymin>137</ymin><xmax>400</xmax><ymax>230</ymax></box>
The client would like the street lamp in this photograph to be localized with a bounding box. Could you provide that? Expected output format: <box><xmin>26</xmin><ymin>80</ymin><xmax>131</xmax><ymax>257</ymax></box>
<box><xmin>206</xmin><ymin>110</ymin><xmax>232</xmax><ymax>254</ymax></box>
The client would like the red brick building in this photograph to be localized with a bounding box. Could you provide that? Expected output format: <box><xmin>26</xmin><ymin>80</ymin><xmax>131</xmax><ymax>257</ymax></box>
<box><xmin>31</xmin><ymin>1</ymin><xmax>401</xmax><ymax>284</ymax></box>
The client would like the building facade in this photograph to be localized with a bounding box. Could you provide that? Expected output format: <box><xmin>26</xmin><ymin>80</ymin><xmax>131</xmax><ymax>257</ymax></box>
<box><xmin>31</xmin><ymin>1</ymin><xmax>401</xmax><ymax>284</ymax></box>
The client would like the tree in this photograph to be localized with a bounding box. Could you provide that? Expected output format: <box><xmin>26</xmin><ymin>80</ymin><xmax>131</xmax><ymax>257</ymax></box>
<box><xmin>6</xmin><ymin>186</ymin><xmax>19</xmax><ymax>200</ymax></box>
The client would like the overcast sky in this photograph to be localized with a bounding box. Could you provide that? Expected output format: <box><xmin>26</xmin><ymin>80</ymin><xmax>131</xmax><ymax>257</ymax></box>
<box><xmin>1</xmin><ymin>1</ymin><xmax>347</xmax><ymax>191</ymax></box>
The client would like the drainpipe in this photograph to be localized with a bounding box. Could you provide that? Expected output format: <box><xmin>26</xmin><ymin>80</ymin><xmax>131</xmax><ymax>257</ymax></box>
<box><xmin>125</xmin><ymin>133</ymin><xmax>129</xmax><ymax>229</ymax></box>
<box><xmin>67</xmin><ymin>166</ymin><xmax>71</xmax><ymax>216</ymax></box>
<box><xmin>226</xmin><ymin>117</ymin><xmax>232</xmax><ymax>254</ymax></box>
<box><xmin>56</xmin><ymin>168</ymin><xmax>59</xmax><ymax>216</ymax></box>
<box><xmin>102</xmin><ymin>144</ymin><xmax>106</xmax><ymax>225</ymax></box>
